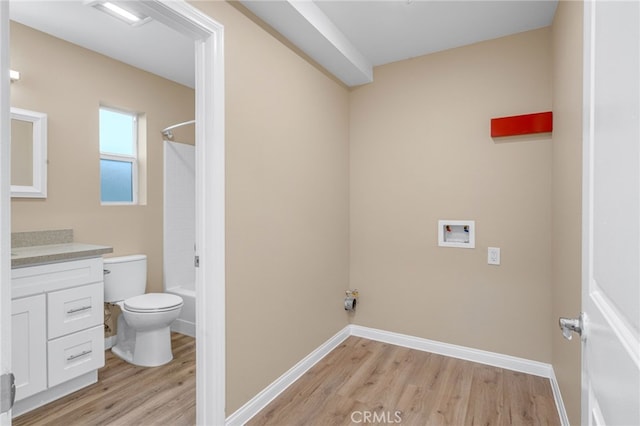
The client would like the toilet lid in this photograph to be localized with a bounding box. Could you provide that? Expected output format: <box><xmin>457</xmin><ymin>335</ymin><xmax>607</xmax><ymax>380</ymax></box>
<box><xmin>124</xmin><ymin>293</ymin><xmax>183</xmax><ymax>313</ymax></box>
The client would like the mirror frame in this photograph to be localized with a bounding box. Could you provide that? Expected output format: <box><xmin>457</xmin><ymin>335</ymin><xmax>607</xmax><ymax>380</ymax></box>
<box><xmin>11</xmin><ymin>107</ymin><xmax>47</xmax><ymax>198</ymax></box>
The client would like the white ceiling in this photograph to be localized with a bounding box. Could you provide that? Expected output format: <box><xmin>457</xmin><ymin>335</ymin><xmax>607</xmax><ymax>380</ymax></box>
<box><xmin>10</xmin><ymin>0</ymin><xmax>196</xmax><ymax>88</ymax></box>
<box><xmin>9</xmin><ymin>0</ymin><xmax>558</xmax><ymax>88</ymax></box>
<box><xmin>241</xmin><ymin>0</ymin><xmax>558</xmax><ymax>86</ymax></box>
<box><xmin>317</xmin><ymin>1</ymin><xmax>558</xmax><ymax>67</ymax></box>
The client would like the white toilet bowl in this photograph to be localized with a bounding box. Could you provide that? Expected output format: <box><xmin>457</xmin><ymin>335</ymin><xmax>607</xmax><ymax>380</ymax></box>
<box><xmin>104</xmin><ymin>255</ymin><xmax>184</xmax><ymax>367</ymax></box>
<box><xmin>113</xmin><ymin>294</ymin><xmax>183</xmax><ymax>367</ymax></box>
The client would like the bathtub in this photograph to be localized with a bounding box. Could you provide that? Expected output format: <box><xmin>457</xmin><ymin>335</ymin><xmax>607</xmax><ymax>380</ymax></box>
<box><xmin>167</xmin><ymin>286</ymin><xmax>195</xmax><ymax>337</ymax></box>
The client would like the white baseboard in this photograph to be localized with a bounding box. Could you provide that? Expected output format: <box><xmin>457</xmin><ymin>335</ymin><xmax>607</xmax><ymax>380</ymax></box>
<box><xmin>349</xmin><ymin>325</ymin><xmax>553</xmax><ymax>378</ymax></box>
<box><xmin>225</xmin><ymin>327</ymin><xmax>351</xmax><ymax>426</ymax></box>
<box><xmin>549</xmin><ymin>368</ymin><xmax>570</xmax><ymax>426</ymax></box>
<box><xmin>349</xmin><ymin>325</ymin><xmax>568</xmax><ymax>426</ymax></box>
<box><xmin>13</xmin><ymin>371</ymin><xmax>98</xmax><ymax>418</ymax></box>
<box><xmin>226</xmin><ymin>324</ymin><xmax>568</xmax><ymax>426</ymax></box>
<box><xmin>171</xmin><ymin>319</ymin><xmax>195</xmax><ymax>338</ymax></box>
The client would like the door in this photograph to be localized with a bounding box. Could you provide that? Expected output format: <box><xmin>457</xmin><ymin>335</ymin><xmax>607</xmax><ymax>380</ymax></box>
<box><xmin>582</xmin><ymin>1</ymin><xmax>640</xmax><ymax>425</ymax></box>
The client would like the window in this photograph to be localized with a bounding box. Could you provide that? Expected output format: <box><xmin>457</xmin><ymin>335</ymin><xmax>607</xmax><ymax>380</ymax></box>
<box><xmin>99</xmin><ymin>107</ymin><xmax>138</xmax><ymax>204</ymax></box>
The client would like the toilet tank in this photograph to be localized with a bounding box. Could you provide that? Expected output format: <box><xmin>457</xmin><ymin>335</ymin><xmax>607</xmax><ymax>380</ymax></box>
<box><xmin>103</xmin><ymin>254</ymin><xmax>147</xmax><ymax>303</ymax></box>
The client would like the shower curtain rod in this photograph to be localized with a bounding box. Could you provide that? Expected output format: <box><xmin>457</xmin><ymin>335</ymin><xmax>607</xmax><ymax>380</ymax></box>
<box><xmin>161</xmin><ymin>119</ymin><xmax>195</xmax><ymax>135</ymax></box>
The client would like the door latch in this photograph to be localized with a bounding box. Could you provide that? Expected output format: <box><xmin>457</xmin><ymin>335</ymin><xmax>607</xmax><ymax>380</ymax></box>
<box><xmin>559</xmin><ymin>313</ymin><xmax>584</xmax><ymax>340</ymax></box>
<box><xmin>0</xmin><ymin>373</ymin><xmax>16</xmax><ymax>414</ymax></box>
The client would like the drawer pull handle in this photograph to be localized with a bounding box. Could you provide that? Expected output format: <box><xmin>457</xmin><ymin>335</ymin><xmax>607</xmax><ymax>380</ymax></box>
<box><xmin>66</xmin><ymin>306</ymin><xmax>92</xmax><ymax>314</ymax></box>
<box><xmin>67</xmin><ymin>350</ymin><xmax>92</xmax><ymax>361</ymax></box>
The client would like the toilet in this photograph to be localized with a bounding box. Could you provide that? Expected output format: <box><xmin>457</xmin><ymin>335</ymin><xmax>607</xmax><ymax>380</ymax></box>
<box><xmin>103</xmin><ymin>254</ymin><xmax>183</xmax><ymax>367</ymax></box>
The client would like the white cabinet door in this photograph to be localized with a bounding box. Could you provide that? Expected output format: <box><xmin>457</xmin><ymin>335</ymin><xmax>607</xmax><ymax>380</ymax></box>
<box><xmin>582</xmin><ymin>1</ymin><xmax>640</xmax><ymax>425</ymax></box>
<box><xmin>11</xmin><ymin>295</ymin><xmax>47</xmax><ymax>401</ymax></box>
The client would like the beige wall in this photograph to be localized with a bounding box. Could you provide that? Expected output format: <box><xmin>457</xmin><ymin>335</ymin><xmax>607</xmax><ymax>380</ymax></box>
<box><xmin>10</xmin><ymin>3</ymin><xmax>583</xmax><ymax>419</ymax></box>
<box><xmin>10</xmin><ymin>22</ymin><xmax>195</xmax><ymax>293</ymax></box>
<box><xmin>349</xmin><ymin>28</ymin><xmax>553</xmax><ymax>362</ymax></box>
<box><xmin>191</xmin><ymin>2</ymin><xmax>350</xmax><ymax>414</ymax></box>
<box><xmin>551</xmin><ymin>1</ymin><xmax>583</xmax><ymax>424</ymax></box>
<box><xmin>12</xmin><ymin>6</ymin><xmax>351</xmax><ymax>414</ymax></box>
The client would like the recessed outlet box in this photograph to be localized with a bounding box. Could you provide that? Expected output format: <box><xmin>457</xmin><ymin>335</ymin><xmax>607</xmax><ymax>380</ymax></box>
<box><xmin>438</xmin><ymin>220</ymin><xmax>475</xmax><ymax>249</ymax></box>
<box><xmin>488</xmin><ymin>247</ymin><xmax>501</xmax><ymax>265</ymax></box>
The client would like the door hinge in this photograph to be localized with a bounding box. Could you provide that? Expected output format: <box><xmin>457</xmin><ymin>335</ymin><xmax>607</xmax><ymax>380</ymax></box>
<box><xmin>0</xmin><ymin>373</ymin><xmax>16</xmax><ymax>414</ymax></box>
<box><xmin>194</xmin><ymin>255</ymin><xmax>200</xmax><ymax>268</ymax></box>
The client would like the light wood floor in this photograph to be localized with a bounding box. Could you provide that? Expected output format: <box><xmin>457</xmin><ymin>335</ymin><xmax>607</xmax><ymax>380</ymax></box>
<box><xmin>13</xmin><ymin>333</ymin><xmax>195</xmax><ymax>426</ymax></box>
<box><xmin>249</xmin><ymin>336</ymin><xmax>561</xmax><ymax>426</ymax></box>
<box><xmin>13</xmin><ymin>334</ymin><xmax>560</xmax><ymax>426</ymax></box>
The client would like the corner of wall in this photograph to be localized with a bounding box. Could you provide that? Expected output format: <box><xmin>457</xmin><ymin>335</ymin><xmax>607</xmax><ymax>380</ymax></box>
<box><xmin>550</xmin><ymin>1</ymin><xmax>584</xmax><ymax>424</ymax></box>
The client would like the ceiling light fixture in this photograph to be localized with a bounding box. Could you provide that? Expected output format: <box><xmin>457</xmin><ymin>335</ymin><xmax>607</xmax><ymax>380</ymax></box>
<box><xmin>87</xmin><ymin>1</ymin><xmax>151</xmax><ymax>27</ymax></box>
<box><xmin>10</xmin><ymin>70</ymin><xmax>20</xmax><ymax>82</ymax></box>
<box><xmin>102</xmin><ymin>2</ymin><xmax>140</xmax><ymax>23</ymax></box>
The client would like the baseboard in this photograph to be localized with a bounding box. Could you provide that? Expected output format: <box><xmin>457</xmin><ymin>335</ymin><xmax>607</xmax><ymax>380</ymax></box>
<box><xmin>349</xmin><ymin>325</ymin><xmax>568</xmax><ymax>426</ymax></box>
<box><xmin>12</xmin><ymin>371</ymin><xmax>98</xmax><ymax>418</ymax></box>
<box><xmin>226</xmin><ymin>324</ymin><xmax>568</xmax><ymax>425</ymax></box>
<box><xmin>225</xmin><ymin>327</ymin><xmax>351</xmax><ymax>426</ymax></box>
<box><xmin>171</xmin><ymin>319</ymin><xmax>196</xmax><ymax>338</ymax></box>
<box><xmin>549</xmin><ymin>368</ymin><xmax>570</xmax><ymax>426</ymax></box>
<box><xmin>349</xmin><ymin>325</ymin><xmax>553</xmax><ymax>378</ymax></box>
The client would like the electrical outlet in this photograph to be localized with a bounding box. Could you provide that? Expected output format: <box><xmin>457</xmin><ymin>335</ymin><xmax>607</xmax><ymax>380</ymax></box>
<box><xmin>488</xmin><ymin>247</ymin><xmax>500</xmax><ymax>265</ymax></box>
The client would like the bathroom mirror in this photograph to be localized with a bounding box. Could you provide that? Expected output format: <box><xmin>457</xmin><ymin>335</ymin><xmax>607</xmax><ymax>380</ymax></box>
<box><xmin>11</xmin><ymin>107</ymin><xmax>47</xmax><ymax>198</ymax></box>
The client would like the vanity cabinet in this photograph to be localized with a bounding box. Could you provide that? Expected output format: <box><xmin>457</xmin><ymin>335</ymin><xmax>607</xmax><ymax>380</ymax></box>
<box><xmin>11</xmin><ymin>257</ymin><xmax>105</xmax><ymax>416</ymax></box>
<box><xmin>11</xmin><ymin>294</ymin><xmax>47</xmax><ymax>400</ymax></box>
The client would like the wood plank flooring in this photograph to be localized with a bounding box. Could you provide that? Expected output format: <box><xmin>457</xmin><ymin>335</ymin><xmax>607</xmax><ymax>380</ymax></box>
<box><xmin>248</xmin><ymin>337</ymin><xmax>561</xmax><ymax>426</ymax></box>
<box><xmin>13</xmin><ymin>334</ymin><xmax>560</xmax><ymax>426</ymax></box>
<box><xmin>13</xmin><ymin>333</ymin><xmax>195</xmax><ymax>426</ymax></box>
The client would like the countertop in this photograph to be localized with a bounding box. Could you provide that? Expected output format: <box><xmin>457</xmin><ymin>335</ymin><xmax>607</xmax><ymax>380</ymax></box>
<box><xmin>11</xmin><ymin>242</ymin><xmax>113</xmax><ymax>269</ymax></box>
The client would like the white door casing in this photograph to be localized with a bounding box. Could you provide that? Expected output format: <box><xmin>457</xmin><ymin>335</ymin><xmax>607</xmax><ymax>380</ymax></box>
<box><xmin>0</xmin><ymin>1</ymin><xmax>225</xmax><ymax>424</ymax></box>
<box><xmin>133</xmin><ymin>3</ymin><xmax>226</xmax><ymax>423</ymax></box>
<box><xmin>582</xmin><ymin>1</ymin><xmax>640</xmax><ymax>425</ymax></box>
<box><xmin>1</xmin><ymin>0</ymin><xmax>12</xmax><ymax>423</ymax></box>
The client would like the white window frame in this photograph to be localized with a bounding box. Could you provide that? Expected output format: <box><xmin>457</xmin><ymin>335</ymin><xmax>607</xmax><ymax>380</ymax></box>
<box><xmin>99</xmin><ymin>107</ymin><xmax>139</xmax><ymax>205</ymax></box>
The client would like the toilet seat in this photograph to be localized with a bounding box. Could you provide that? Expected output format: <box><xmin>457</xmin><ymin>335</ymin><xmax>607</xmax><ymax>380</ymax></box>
<box><xmin>124</xmin><ymin>293</ymin><xmax>183</xmax><ymax>313</ymax></box>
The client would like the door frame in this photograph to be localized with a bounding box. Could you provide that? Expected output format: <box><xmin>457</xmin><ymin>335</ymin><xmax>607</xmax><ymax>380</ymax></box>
<box><xmin>1</xmin><ymin>0</ymin><xmax>12</xmax><ymax>424</ymax></box>
<box><xmin>0</xmin><ymin>1</ymin><xmax>226</xmax><ymax>424</ymax></box>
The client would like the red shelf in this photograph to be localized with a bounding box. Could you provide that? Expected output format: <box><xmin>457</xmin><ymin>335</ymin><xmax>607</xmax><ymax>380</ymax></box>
<box><xmin>491</xmin><ymin>111</ymin><xmax>552</xmax><ymax>138</ymax></box>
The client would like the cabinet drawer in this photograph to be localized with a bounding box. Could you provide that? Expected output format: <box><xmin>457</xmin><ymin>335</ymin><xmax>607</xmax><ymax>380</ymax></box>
<box><xmin>48</xmin><ymin>325</ymin><xmax>105</xmax><ymax>387</ymax></box>
<box><xmin>12</xmin><ymin>257</ymin><xmax>104</xmax><ymax>299</ymax></box>
<box><xmin>48</xmin><ymin>282</ymin><xmax>103</xmax><ymax>339</ymax></box>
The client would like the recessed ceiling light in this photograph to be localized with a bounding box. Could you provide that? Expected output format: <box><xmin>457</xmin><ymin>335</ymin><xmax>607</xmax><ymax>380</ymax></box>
<box><xmin>103</xmin><ymin>2</ymin><xmax>140</xmax><ymax>23</ymax></box>
<box><xmin>87</xmin><ymin>1</ymin><xmax>152</xmax><ymax>27</ymax></box>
